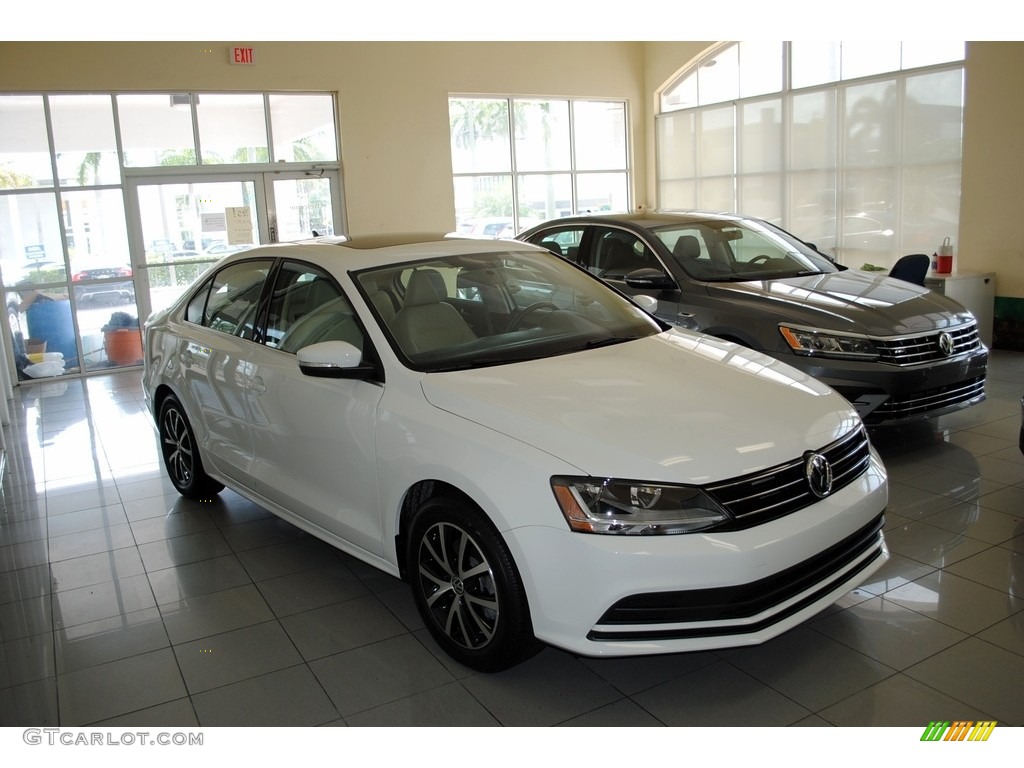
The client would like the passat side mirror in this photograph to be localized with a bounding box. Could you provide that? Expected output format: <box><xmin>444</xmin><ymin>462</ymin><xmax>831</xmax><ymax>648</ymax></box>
<box><xmin>624</xmin><ymin>268</ymin><xmax>676</xmax><ymax>290</ymax></box>
<box><xmin>297</xmin><ymin>340</ymin><xmax>379</xmax><ymax>380</ymax></box>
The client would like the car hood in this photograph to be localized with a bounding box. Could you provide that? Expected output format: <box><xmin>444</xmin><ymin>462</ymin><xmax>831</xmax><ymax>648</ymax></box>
<box><xmin>708</xmin><ymin>270</ymin><xmax>974</xmax><ymax>335</ymax></box>
<box><xmin>419</xmin><ymin>330</ymin><xmax>861</xmax><ymax>484</ymax></box>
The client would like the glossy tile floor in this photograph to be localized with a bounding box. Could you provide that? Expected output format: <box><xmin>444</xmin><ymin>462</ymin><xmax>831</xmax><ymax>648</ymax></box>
<box><xmin>1</xmin><ymin>352</ymin><xmax>1022</xmax><ymax>728</ymax></box>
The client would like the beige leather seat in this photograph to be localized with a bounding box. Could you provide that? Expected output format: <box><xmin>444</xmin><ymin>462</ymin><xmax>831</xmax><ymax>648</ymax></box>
<box><xmin>390</xmin><ymin>269</ymin><xmax>476</xmax><ymax>355</ymax></box>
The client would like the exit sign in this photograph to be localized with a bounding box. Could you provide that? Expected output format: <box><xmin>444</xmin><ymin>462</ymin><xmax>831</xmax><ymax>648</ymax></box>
<box><xmin>229</xmin><ymin>47</ymin><xmax>255</xmax><ymax>65</ymax></box>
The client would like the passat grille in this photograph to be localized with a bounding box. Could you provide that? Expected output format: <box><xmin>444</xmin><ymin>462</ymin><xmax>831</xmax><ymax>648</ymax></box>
<box><xmin>874</xmin><ymin>323</ymin><xmax>981</xmax><ymax>366</ymax></box>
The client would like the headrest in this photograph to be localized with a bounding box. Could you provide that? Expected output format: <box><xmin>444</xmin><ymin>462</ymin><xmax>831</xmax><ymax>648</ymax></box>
<box><xmin>404</xmin><ymin>269</ymin><xmax>447</xmax><ymax>307</ymax></box>
<box><xmin>673</xmin><ymin>235</ymin><xmax>701</xmax><ymax>260</ymax></box>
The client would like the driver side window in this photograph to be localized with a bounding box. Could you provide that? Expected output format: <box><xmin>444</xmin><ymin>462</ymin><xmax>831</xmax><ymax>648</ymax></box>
<box><xmin>589</xmin><ymin>228</ymin><xmax>661</xmax><ymax>279</ymax></box>
<box><xmin>263</xmin><ymin>262</ymin><xmax>364</xmax><ymax>354</ymax></box>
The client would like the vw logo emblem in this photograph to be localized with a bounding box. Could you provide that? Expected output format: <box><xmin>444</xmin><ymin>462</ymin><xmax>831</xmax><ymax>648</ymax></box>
<box><xmin>937</xmin><ymin>331</ymin><xmax>955</xmax><ymax>356</ymax></box>
<box><xmin>805</xmin><ymin>452</ymin><xmax>834</xmax><ymax>498</ymax></box>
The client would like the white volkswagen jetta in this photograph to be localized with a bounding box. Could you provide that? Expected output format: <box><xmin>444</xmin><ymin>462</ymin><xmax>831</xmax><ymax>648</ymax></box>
<box><xmin>143</xmin><ymin>234</ymin><xmax>889</xmax><ymax>671</ymax></box>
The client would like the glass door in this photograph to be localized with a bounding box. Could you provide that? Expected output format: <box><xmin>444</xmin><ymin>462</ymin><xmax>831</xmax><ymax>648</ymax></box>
<box><xmin>127</xmin><ymin>170</ymin><xmax>342</xmax><ymax>322</ymax></box>
<box><xmin>268</xmin><ymin>171</ymin><xmax>342</xmax><ymax>242</ymax></box>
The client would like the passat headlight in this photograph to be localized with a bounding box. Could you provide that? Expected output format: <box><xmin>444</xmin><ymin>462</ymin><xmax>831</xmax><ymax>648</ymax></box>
<box><xmin>779</xmin><ymin>325</ymin><xmax>880</xmax><ymax>360</ymax></box>
<box><xmin>551</xmin><ymin>476</ymin><xmax>730</xmax><ymax>535</ymax></box>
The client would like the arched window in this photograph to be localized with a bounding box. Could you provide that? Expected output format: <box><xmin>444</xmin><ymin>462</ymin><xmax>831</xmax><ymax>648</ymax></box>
<box><xmin>657</xmin><ymin>42</ymin><xmax>965</xmax><ymax>269</ymax></box>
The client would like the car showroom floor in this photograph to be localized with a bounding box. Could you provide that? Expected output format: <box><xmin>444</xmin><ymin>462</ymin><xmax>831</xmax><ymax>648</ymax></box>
<box><xmin>1</xmin><ymin>352</ymin><xmax>1022</xmax><ymax>728</ymax></box>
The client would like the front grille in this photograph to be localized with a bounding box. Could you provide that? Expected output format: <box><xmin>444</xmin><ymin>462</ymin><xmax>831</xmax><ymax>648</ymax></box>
<box><xmin>589</xmin><ymin>513</ymin><xmax>885</xmax><ymax>639</ymax></box>
<box><xmin>867</xmin><ymin>375</ymin><xmax>987</xmax><ymax>422</ymax></box>
<box><xmin>703</xmin><ymin>426</ymin><xmax>872</xmax><ymax>530</ymax></box>
<box><xmin>875</xmin><ymin>323</ymin><xmax>981</xmax><ymax>366</ymax></box>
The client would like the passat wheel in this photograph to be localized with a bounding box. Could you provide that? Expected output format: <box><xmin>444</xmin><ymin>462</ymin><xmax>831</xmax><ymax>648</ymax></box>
<box><xmin>408</xmin><ymin>495</ymin><xmax>539</xmax><ymax>672</ymax></box>
<box><xmin>158</xmin><ymin>395</ymin><xmax>224</xmax><ymax>499</ymax></box>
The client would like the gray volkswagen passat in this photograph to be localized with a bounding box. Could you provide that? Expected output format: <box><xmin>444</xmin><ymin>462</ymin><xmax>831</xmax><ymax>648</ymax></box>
<box><xmin>519</xmin><ymin>212</ymin><xmax>988</xmax><ymax>426</ymax></box>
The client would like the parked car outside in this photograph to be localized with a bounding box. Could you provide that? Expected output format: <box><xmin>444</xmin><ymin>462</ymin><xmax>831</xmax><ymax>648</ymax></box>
<box><xmin>519</xmin><ymin>212</ymin><xmax>988</xmax><ymax>426</ymax></box>
<box><xmin>456</xmin><ymin>216</ymin><xmax>541</xmax><ymax>239</ymax></box>
<box><xmin>202</xmin><ymin>241</ymin><xmax>254</xmax><ymax>257</ymax></box>
<box><xmin>143</xmin><ymin>234</ymin><xmax>888</xmax><ymax>671</ymax></box>
<box><xmin>72</xmin><ymin>265</ymin><xmax>135</xmax><ymax>305</ymax></box>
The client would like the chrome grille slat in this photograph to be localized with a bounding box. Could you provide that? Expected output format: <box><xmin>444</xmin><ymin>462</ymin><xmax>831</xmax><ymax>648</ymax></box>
<box><xmin>873</xmin><ymin>375</ymin><xmax>986</xmax><ymax>419</ymax></box>
<box><xmin>704</xmin><ymin>426</ymin><xmax>872</xmax><ymax>528</ymax></box>
<box><xmin>875</xmin><ymin>323</ymin><xmax>981</xmax><ymax>366</ymax></box>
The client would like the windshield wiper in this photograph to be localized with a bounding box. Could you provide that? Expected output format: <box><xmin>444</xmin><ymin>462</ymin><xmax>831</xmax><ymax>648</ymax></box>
<box><xmin>579</xmin><ymin>335</ymin><xmax>639</xmax><ymax>350</ymax></box>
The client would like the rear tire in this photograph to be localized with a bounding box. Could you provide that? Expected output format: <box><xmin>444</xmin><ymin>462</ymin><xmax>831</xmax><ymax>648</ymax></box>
<box><xmin>158</xmin><ymin>394</ymin><xmax>224</xmax><ymax>499</ymax></box>
<box><xmin>407</xmin><ymin>495</ymin><xmax>540</xmax><ymax>672</ymax></box>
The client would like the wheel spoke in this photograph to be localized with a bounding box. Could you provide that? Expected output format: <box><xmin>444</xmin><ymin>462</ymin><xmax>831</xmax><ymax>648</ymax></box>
<box><xmin>417</xmin><ymin>518</ymin><xmax>502</xmax><ymax>651</ymax></box>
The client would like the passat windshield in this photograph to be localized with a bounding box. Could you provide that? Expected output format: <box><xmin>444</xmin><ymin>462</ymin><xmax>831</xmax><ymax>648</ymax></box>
<box><xmin>652</xmin><ymin>218</ymin><xmax>839</xmax><ymax>282</ymax></box>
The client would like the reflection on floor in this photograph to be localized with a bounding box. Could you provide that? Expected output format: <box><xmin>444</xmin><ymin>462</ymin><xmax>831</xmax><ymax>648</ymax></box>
<box><xmin>1</xmin><ymin>352</ymin><xmax>1022</xmax><ymax>727</ymax></box>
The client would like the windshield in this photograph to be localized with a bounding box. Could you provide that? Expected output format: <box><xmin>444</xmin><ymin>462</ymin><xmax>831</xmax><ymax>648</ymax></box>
<box><xmin>354</xmin><ymin>248</ymin><xmax>662</xmax><ymax>372</ymax></box>
<box><xmin>652</xmin><ymin>218</ymin><xmax>839</xmax><ymax>282</ymax></box>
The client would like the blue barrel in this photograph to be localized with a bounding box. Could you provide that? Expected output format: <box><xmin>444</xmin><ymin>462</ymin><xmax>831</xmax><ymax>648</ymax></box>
<box><xmin>26</xmin><ymin>299</ymin><xmax>79</xmax><ymax>370</ymax></box>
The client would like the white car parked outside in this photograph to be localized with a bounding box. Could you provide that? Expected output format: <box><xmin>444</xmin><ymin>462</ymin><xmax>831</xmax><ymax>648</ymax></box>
<box><xmin>143</xmin><ymin>234</ymin><xmax>889</xmax><ymax>671</ymax></box>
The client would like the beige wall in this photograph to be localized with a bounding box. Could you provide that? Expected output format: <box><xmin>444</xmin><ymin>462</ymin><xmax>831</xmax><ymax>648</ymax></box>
<box><xmin>960</xmin><ymin>42</ymin><xmax>1024</xmax><ymax>298</ymax></box>
<box><xmin>1</xmin><ymin>40</ymin><xmax>1021</xmax><ymax>299</ymax></box>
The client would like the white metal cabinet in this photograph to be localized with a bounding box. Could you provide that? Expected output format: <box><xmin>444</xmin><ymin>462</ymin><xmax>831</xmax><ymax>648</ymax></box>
<box><xmin>924</xmin><ymin>271</ymin><xmax>996</xmax><ymax>347</ymax></box>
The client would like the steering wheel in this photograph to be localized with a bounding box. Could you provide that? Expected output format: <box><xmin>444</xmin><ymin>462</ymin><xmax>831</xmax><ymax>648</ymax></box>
<box><xmin>506</xmin><ymin>301</ymin><xmax>559</xmax><ymax>331</ymax></box>
<box><xmin>748</xmin><ymin>255</ymin><xmax>773</xmax><ymax>265</ymax></box>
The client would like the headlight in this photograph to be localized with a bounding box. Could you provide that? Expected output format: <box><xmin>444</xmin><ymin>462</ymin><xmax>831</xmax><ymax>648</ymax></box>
<box><xmin>551</xmin><ymin>476</ymin><xmax>730</xmax><ymax>535</ymax></box>
<box><xmin>779</xmin><ymin>325</ymin><xmax>880</xmax><ymax>360</ymax></box>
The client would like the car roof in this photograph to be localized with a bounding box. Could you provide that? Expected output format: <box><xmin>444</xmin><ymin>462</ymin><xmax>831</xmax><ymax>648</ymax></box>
<box><xmin>216</xmin><ymin>233</ymin><xmax>548</xmax><ymax>271</ymax></box>
<box><xmin>524</xmin><ymin>210</ymin><xmax>749</xmax><ymax>230</ymax></box>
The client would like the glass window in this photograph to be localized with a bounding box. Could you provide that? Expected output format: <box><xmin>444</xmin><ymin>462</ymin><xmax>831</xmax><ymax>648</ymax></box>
<box><xmin>572</xmin><ymin>101</ymin><xmax>627</xmax><ymax>171</ymax></box>
<box><xmin>0</xmin><ymin>95</ymin><xmax>52</xmax><ymax>188</ymax></box>
<box><xmin>269</xmin><ymin>94</ymin><xmax>338</xmax><ymax>162</ymax></box>
<box><xmin>117</xmin><ymin>94</ymin><xmax>198</xmax><ymax>168</ymax></box>
<box><xmin>576</xmin><ymin>172</ymin><xmax>629</xmax><ymax>215</ymax></box>
<box><xmin>196</xmin><ymin>94</ymin><xmax>269</xmax><ymax>165</ymax></box>
<box><xmin>186</xmin><ymin>277</ymin><xmax>212</xmax><ymax>324</ymax></box>
<box><xmin>516</xmin><ymin>173</ymin><xmax>571</xmax><ymax>224</ymax></box>
<box><xmin>1</xmin><ymin>192</ymin><xmax>66</xmax><ymax>289</ymax></box>
<box><xmin>523</xmin><ymin>226</ymin><xmax>586</xmax><ymax>263</ymax></box>
<box><xmin>451</xmin><ymin>96</ymin><xmax>629</xmax><ymax>234</ymax></box>
<box><xmin>64</xmin><ymin>189</ymin><xmax>130</xmax><ymax>277</ymax></box>
<box><xmin>203</xmin><ymin>259</ymin><xmax>272</xmax><ymax>337</ymax></box>
<box><xmin>514</xmin><ymin>100</ymin><xmax>570</xmax><ymax>172</ymax></box>
<box><xmin>449</xmin><ymin>98</ymin><xmax>511</xmax><ymax>174</ymax></box>
<box><xmin>50</xmin><ymin>95</ymin><xmax>120</xmax><ymax>187</ymax></box>
<box><xmin>739</xmin><ymin>41</ymin><xmax>784</xmax><ymax>98</ymax></box>
<box><xmin>697</xmin><ymin>44</ymin><xmax>739</xmax><ymax>106</ymax></box>
<box><xmin>791</xmin><ymin>42</ymin><xmax>841</xmax><ymax>90</ymax></box>
<box><xmin>657</xmin><ymin>42</ymin><xmax>965</xmax><ymax>269</ymax></box>
<box><xmin>841</xmin><ymin>41</ymin><xmax>902</xmax><ymax>81</ymax></box>
<box><xmin>264</xmin><ymin>262</ymin><xmax>346</xmax><ymax>350</ymax></box>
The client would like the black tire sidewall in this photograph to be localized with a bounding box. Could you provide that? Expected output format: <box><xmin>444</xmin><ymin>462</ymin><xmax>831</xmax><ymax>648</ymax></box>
<box><xmin>158</xmin><ymin>395</ymin><xmax>222</xmax><ymax>499</ymax></box>
<box><xmin>407</xmin><ymin>495</ymin><xmax>536</xmax><ymax>672</ymax></box>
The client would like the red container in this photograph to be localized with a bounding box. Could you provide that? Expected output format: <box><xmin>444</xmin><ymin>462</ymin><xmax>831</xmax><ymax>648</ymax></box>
<box><xmin>936</xmin><ymin>254</ymin><xmax>953</xmax><ymax>274</ymax></box>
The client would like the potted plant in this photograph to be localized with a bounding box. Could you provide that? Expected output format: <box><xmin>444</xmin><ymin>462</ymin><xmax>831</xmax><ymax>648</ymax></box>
<box><xmin>102</xmin><ymin>311</ymin><xmax>143</xmax><ymax>365</ymax></box>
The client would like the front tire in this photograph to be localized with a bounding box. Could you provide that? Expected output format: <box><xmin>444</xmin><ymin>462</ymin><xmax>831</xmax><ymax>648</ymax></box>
<box><xmin>158</xmin><ymin>394</ymin><xmax>224</xmax><ymax>499</ymax></box>
<box><xmin>408</xmin><ymin>495</ymin><xmax>539</xmax><ymax>672</ymax></box>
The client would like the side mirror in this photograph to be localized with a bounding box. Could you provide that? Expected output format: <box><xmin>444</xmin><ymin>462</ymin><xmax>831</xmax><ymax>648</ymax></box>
<box><xmin>624</xmin><ymin>267</ymin><xmax>676</xmax><ymax>290</ymax></box>
<box><xmin>297</xmin><ymin>340</ymin><xmax>378</xmax><ymax>379</ymax></box>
